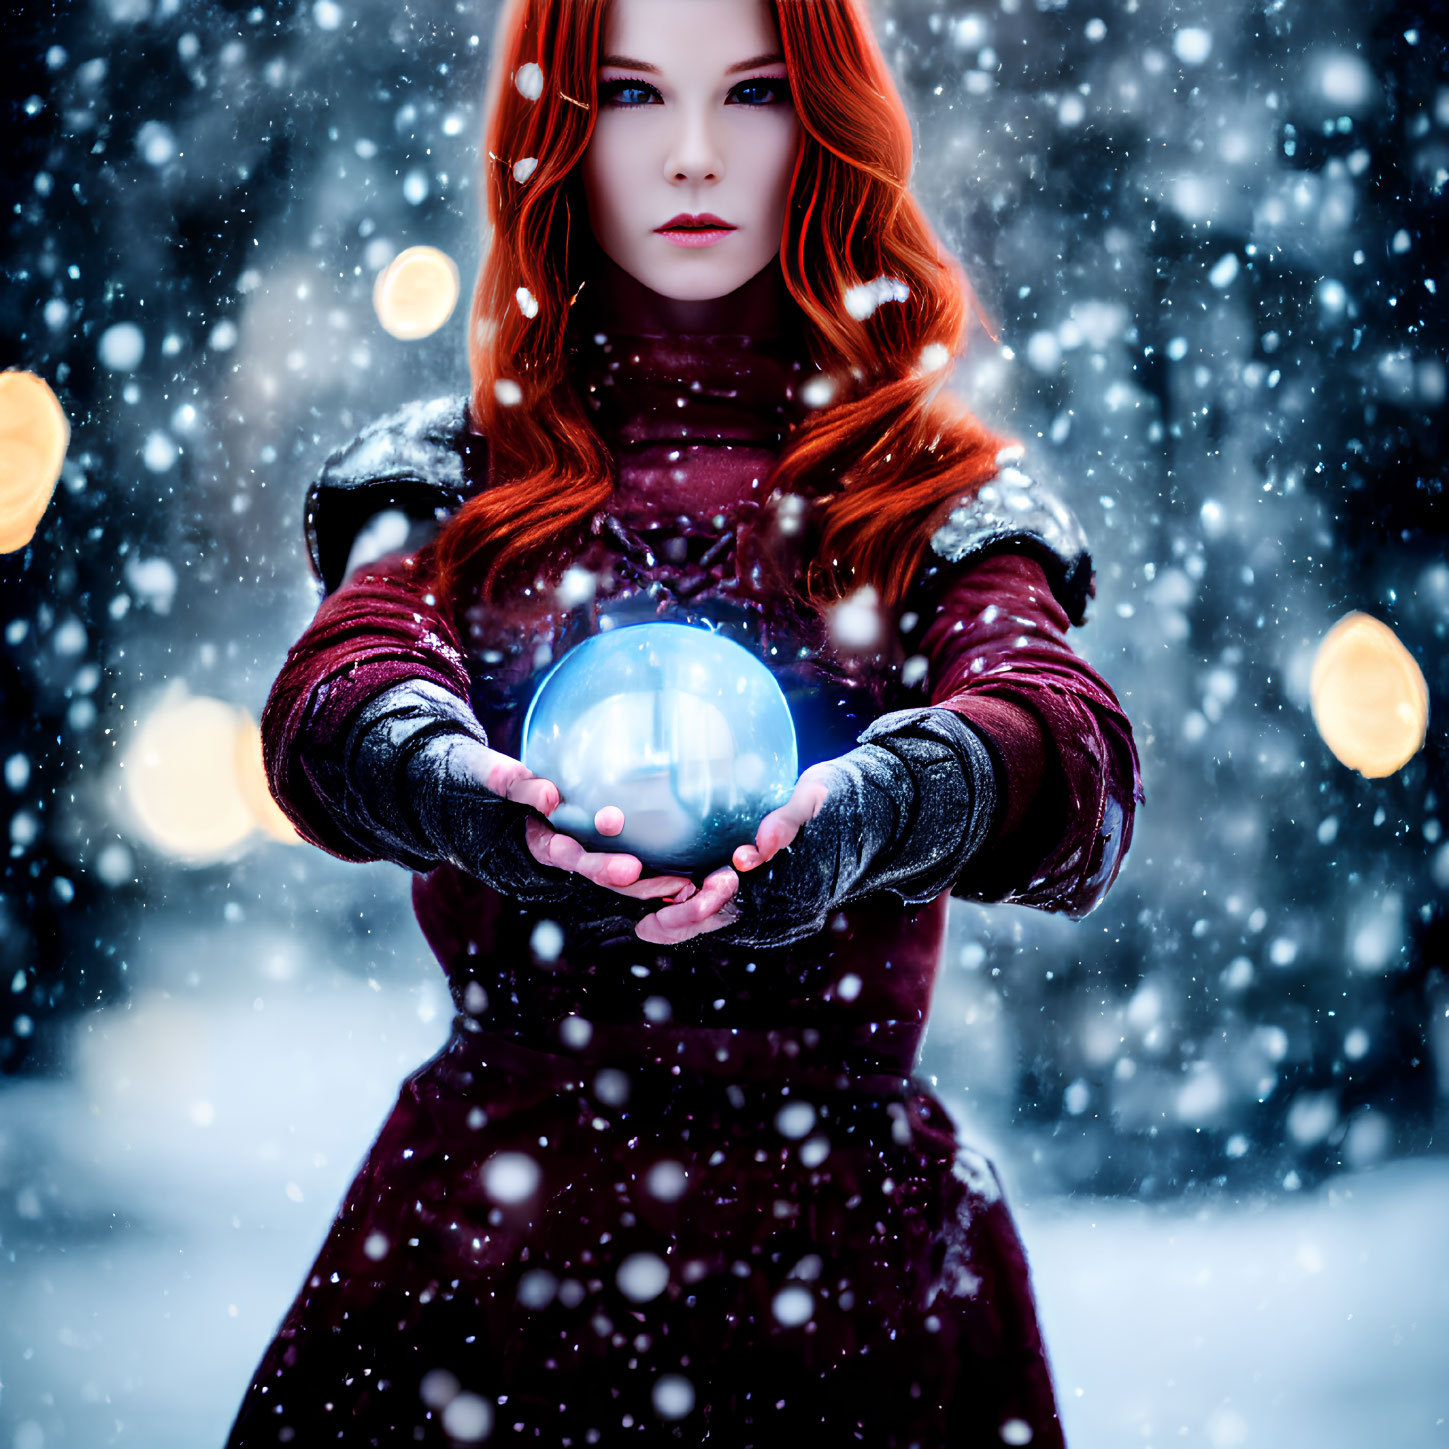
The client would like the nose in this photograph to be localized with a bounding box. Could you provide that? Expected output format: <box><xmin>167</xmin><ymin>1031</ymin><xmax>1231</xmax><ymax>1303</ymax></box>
<box><xmin>664</xmin><ymin>104</ymin><xmax>722</xmax><ymax>184</ymax></box>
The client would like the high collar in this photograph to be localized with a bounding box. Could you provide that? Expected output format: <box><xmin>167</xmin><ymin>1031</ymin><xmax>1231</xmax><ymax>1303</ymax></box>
<box><xmin>570</xmin><ymin>248</ymin><xmax>798</xmax><ymax>343</ymax></box>
<box><xmin>564</xmin><ymin>252</ymin><xmax>813</xmax><ymax>532</ymax></box>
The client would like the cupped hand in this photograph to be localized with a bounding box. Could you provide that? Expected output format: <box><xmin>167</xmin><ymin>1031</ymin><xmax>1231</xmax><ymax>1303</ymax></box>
<box><xmin>634</xmin><ymin>864</ymin><xmax>741</xmax><ymax>945</ymax></box>
<box><xmin>729</xmin><ymin>761</ymin><xmax>837</xmax><ymax>872</ymax></box>
<box><xmin>464</xmin><ymin>745</ymin><xmax>686</xmax><ymax>899</ymax></box>
<box><xmin>631</xmin><ymin>761</ymin><xmax>841</xmax><ymax>945</ymax></box>
<box><xmin>524</xmin><ymin>804</ymin><xmax>694</xmax><ymax>903</ymax></box>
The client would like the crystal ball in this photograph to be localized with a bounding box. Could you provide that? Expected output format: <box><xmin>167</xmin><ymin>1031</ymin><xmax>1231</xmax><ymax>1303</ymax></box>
<box><xmin>520</xmin><ymin>622</ymin><xmax>798</xmax><ymax>872</ymax></box>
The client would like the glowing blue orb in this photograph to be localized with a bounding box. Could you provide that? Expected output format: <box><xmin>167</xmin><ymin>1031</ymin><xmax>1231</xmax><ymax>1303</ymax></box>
<box><xmin>521</xmin><ymin>622</ymin><xmax>798</xmax><ymax>872</ymax></box>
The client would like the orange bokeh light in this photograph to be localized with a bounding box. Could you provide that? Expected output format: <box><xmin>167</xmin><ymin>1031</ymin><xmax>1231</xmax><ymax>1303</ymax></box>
<box><xmin>126</xmin><ymin>692</ymin><xmax>299</xmax><ymax>862</ymax></box>
<box><xmin>0</xmin><ymin>370</ymin><xmax>69</xmax><ymax>553</ymax></box>
<box><xmin>234</xmin><ymin>710</ymin><xmax>301</xmax><ymax>844</ymax></box>
<box><xmin>372</xmin><ymin>245</ymin><xmax>460</xmax><ymax>341</ymax></box>
<box><xmin>1310</xmin><ymin>612</ymin><xmax>1429</xmax><ymax>778</ymax></box>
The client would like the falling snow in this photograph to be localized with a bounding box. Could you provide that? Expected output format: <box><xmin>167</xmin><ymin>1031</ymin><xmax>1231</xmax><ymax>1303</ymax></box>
<box><xmin>2</xmin><ymin>0</ymin><xmax>1445</xmax><ymax>1444</ymax></box>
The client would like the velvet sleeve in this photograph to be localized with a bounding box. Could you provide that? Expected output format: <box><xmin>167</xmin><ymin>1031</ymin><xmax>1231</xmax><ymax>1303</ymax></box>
<box><xmin>915</xmin><ymin>550</ymin><xmax>1143</xmax><ymax>917</ymax></box>
<box><xmin>259</xmin><ymin>545</ymin><xmax>475</xmax><ymax>863</ymax></box>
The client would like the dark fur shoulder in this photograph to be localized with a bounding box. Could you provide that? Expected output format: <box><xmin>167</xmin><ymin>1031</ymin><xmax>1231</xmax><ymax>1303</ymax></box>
<box><xmin>922</xmin><ymin>455</ymin><xmax>1093</xmax><ymax>625</ymax></box>
<box><xmin>305</xmin><ymin>396</ymin><xmax>481</xmax><ymax>594</ymax></box>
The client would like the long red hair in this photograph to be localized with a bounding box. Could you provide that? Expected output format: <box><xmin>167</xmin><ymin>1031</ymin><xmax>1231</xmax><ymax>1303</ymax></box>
<box><xmin>434</xmin><ymin>0</ymin><xmax>1004</xmax><ymax>612</ymax></box>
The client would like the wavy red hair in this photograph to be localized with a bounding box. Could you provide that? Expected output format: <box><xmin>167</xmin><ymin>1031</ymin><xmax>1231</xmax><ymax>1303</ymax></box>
<box><xmin>434</xmin><ymin>0</ymin><xmax>1004</xmax><ymax>612</ymax></box>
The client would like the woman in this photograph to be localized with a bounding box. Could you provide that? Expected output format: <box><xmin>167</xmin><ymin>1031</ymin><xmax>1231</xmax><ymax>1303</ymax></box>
<box><xmin>230</xmin><ymin>0</ymin><xmax>1141</xmax><ymax>1442</ymax></box>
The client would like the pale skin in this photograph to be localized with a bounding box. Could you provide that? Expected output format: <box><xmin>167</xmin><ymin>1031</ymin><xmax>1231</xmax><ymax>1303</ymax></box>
<box><xmin>475</xmin><ymin>0</ymin><xmax>832</xmax><ymax>942</ymax></box>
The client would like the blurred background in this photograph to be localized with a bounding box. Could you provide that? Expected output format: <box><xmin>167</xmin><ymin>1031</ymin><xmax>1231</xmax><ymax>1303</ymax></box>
<box><xmin>2</xmin><ymin>0</ymin><xmax>1445</xmax><ymax>1444</ymax></box>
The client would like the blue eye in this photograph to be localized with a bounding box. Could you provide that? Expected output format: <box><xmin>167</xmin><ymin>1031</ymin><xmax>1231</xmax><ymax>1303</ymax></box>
<box><xmin>728</xmin><ymin>77</ymin><xmax>791</xmax><ymax>106</ymax></box>
<box><xmin>599</xmin><ymin>78</ymin><xmax>661</xmax><ymax>107</ymax></box>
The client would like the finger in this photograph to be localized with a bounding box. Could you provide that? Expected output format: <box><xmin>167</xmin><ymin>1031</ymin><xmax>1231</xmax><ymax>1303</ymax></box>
<box><xmin>638</xmin><ymin>885</ymin><xmax>732</xmax><ymax>937</ymax></box>
<box><xmin>594</xmin><ymin>805</ymin><xmax>625</xmax><ymax>837</ymax></box>
<box><xmin>524</xmin><ymin>818</ymin><xmax>689</xmax><ymax>898</ymax></box>
<box><xmin>509</xmin><ymin>775</ymin><xmax>560</xmax><ymax>815</ymax></box>
<box><xmin>525</xmin><ymin>817</ymin><xmax>629</xmax><ymax>879</ymax></box>
<box><xmin>636</xmin><ymin>896</ymin><xmax>740</xmax><ymax>945</ymax></box>
<box><xmin>734</xmin><ymin>810</ymin><xmax>793</xmax><ymax>871</ymax></box>
<box><xmin>481</xmin><ymin>752</ymin><xmax>559</xmax><ymax>815</ymax></box>
<box><xmin>749</xmin><ymin>774</ymin><xmax>832</xmax><ymax>866</ymax></box>
<box><xmin>542</xmin><ymin>827</ymin><xmax>643</xmax><ymax>887</ymax></box>
<box><xmin>685</xmin><ymin>864</ymin><xmax>739</xmax><ymax>917</ymax></box>
<box><xmin>614</xmin><ymin>873</ymin><xmax>695</xmax><ymax>901</ymax></box>
<box><xmin>752</xmin><ymin>808</ymin><xmax>801</xmax><ymax>864</ymax></box>
<box><xmin>635</xmin><ymin>867</ymin><xmax>739</xmax><ymax>944</ymax></box>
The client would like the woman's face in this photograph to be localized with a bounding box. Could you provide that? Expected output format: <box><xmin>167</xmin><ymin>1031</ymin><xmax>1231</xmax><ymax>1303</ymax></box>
<box><xmin>581</xmin><ymin>0</ymin><xmax>800</xmax><ymax>302</ymax></box>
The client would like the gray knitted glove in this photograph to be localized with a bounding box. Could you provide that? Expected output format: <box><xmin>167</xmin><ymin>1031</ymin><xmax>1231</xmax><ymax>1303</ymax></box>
<box><xmin>714</xmin><ymin>707</ymin><xmax>999</xmax><ymax>951</ymax></box>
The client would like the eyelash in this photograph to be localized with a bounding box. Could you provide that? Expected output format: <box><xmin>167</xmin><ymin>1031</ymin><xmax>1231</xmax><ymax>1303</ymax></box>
<box><xmin>597</xmin><ymin>76</ymin><xmax>792</xmax><ymax>108</ymax></box>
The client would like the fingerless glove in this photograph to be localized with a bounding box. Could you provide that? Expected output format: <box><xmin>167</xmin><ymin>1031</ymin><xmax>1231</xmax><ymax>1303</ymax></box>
<box><xmin>303</xmin><ymin>680</ymin><xmax>581</xmax><ymax>908</ymax></box>
<box><xmin>717</xmin><ymin>707</ymin><xmax>1000</xmax><ymax>950</ymax></box>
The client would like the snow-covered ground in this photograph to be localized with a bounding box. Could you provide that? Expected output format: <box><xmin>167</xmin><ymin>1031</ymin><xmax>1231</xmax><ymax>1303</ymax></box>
<box><xmin>1023</xmin><ymin>1171</ymin><xmax>1449</xmax><ymax>1449</ymax></box>
<box><xmin>1</xmin><ymin>971</ymin><xmax>1444</xmax><ymax>1448</ymax></box>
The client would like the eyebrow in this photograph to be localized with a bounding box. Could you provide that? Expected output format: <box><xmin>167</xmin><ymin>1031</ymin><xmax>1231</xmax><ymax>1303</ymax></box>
<box><xmin>599</xmin><ymin>51</ymin><xmax>785</xmax><ymax>75</ymax></box>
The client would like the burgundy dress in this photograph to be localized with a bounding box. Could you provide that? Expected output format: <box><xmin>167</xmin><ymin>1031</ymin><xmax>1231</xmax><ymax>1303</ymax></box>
<box><xmin>230</xmin><ymin>266</ymin><xmax>1140</xmax><ymax>1447</ymax></box>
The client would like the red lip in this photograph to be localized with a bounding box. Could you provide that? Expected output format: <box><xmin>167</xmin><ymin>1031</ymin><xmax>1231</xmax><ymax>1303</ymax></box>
<box><xmin>656</xmin><ymin>213</ymin><xmax>735</xmax><ymax>232</ymax></box>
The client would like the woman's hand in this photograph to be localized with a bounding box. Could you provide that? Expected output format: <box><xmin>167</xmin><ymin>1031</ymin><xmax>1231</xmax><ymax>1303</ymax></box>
<box><xmin>441</xmin><ymin>736</ymin><xmax>690</xmax><ymax>905</ymax></box>
<box><xmin>729</xmin><ymin>760</ymin><xmax>837</xmax><ymax>872</ymax></box>
<box><xmin>471</xmin><ymin>742</ymin><xmax>560</xmax><ymax>815</ymax></box>
<box><xmin>634</xmin><ymin>863</ymin><xmax>740</xmax><ymax>945</ymax></box>
<box><xmin>633</xmin><ymin>762</ymin><xmax>840</xmax><ymax>944</ymax></box>
<box><xmin>523</xmin><ymin>805</ymin><xmax>694</xmax><ymax>902</ymax></box>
